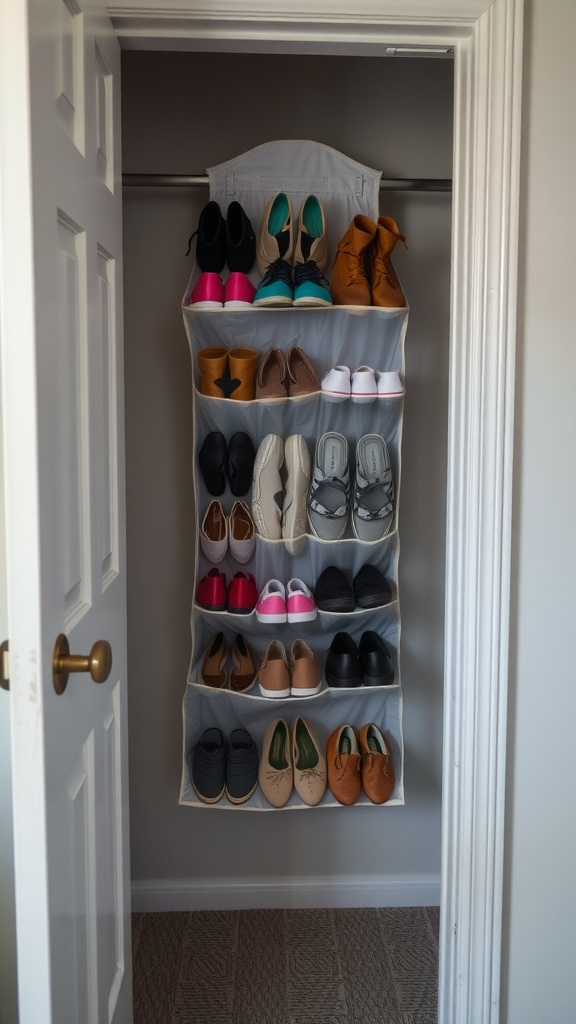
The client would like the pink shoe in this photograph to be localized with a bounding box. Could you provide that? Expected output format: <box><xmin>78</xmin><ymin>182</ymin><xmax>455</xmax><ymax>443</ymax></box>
<box><xmin>228</xmin><ymin>572</ymin><xmax>258</xmax><ymax>615</ymax></box>
<box><xmin>224</xmin><ymin>272</ymin><xmax>256</xmax><ymax>308</ymax></box>
<box><xmin>190</xmin><ymin>272</ymin><xmax>224</xmax><ymax>308</ymax></box>
<box><xmin>255</xmin><ymin>580</ymin><xmax>287</xmax><ymax>624</ymax></box>
<box><xmin>286</xmin><ymin>578</ymin><xmax>317</xmax><ymax>623</ymax></box>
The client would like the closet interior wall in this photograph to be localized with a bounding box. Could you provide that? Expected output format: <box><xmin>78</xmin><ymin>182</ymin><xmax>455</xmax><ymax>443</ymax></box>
<box><xmin>122</xmin><ymin>51</ymin><xmax>453</xmax><ymax>899</ymax></box>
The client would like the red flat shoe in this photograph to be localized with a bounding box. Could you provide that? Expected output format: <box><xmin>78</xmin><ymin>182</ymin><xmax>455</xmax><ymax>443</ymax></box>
<box><xmin>196</xmin><ymin>568</ymin><xmax>227</xmax><ymax>611</ymax></box>
<box><xmin>228</xmin><ymin>572</ymin><xmax>258</xmax><ymax>614</ymax></box>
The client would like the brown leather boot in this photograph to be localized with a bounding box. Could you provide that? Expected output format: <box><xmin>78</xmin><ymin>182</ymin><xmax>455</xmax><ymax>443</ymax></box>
<box><xmin>369</xmin><ymin>216</ymin><xmax>407</xmax><ymax>307</ymax></box>
<box><xmin>197</xmin><ymin>347</ymin><xmax>228</xmax><ymax>397</ymax></box>
<box><xmin>227</xmin><ymin>347</ymin><xmax>259</xmax><ymax>401</ymax></box>
<box><xmin>329</xmin><ymin>215</ymin><xmax>376</xmax><ymax>306</ymax></box>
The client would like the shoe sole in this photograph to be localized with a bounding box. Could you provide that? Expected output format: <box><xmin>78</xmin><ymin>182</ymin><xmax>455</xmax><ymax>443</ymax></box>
<box><xmin>362</xmin><ymin>675</ymin><xmax>395</xmax><ymax>686</ymax></box>
<box><xmin>317</xmin><ymin>599</ymin><xmax>356</xmax><ymax>613</ymax></box>
<box><xmin>355</xmin><ymin>593</ymin><xmax>392</xmax><ymax>609</ymax></box>
<box><xmin>252</xmin><ymin>434</ymin><xmax>283</xmax><ymax>539</ymax></box>
<box><xmin>287</xmin><ymin>609</ymin><xmax>317</xmax><ymax>623</ymax></box>
<box><xmin>290</xmin><ymin>680</ymin><xmax>323</xmax><ymax>697</ymax></box>
<box><xmin>192</xmin><ymin>782</ymin><xmax>225</xmax><ymax>804</ymax></box>
<box><xmin>255</xmin><ymin>610</ymin><xmax>287</xmax><ymax>624</ymax></box>
<box><xmin>226</xmin><ymin>779</ymin><xmax>258</xmax><ymax>805</ymax></box>
<box><xmin>292</xmin><ymin>296</ymin><xmax>332</xmax><ymax>307</ymax></box>
<box><xmin>282</xmin><ymin>435</ymin><xmax>310</xmax><ymax>553</ymax></box>
<box><xmin>196</xmin><ymin>600</ymin><xmax>227</xmax><ymax>612</ymax></box>
<box><xmin>253</xmin><ymin>295</ymin><xmax>293</xmax><ymax>307</ymax></box>
<box><xmin>258</xmin><ymin>684</ymin><xmax>291</xmax><ymax>699</ymax></box>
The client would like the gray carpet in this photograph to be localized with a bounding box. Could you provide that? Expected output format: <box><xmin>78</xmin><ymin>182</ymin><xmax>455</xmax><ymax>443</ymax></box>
<box><xmin>132</xmin><ymin>907</ymin><xmax>439</xmax><ymax>1024</ymax></box>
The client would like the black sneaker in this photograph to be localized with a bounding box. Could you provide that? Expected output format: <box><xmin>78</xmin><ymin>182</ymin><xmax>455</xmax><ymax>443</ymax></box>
<box><xmin>226</xmin><ymin>728</ymin><xmax>259</xmax><ymax>804</ymax></box>
<box><xmin>226</xmin><ymin>201</ymin><xmax>256</xmax><ymax>273</ymax></box>
<box><xmin>190</xmin><ymin>728</ymin><xmax>226</xmax><ymax>803</ymax></box>
<box><xmin>353</xmin><ymin>564</ymin><xmax>393</xmax><ymax>609</ymax></box>
<box><xmin>188</xmin><ymin>200</ymin><xmax>226</xmax><ymax>272</ymax></box>
<box><xmin>316</xmin><ymin>566</ymin><xmax>355</xmax><ymax>613</ymax></box>
<box><xmin>198</xmin><ymin>432</ymin><xmax>227</xmax><ymax>496</ymax></box>
<box><xmin>359</xmin><ymin>631</ymin><xmax>395</xmax><ymax>686</ymax></box>
<box><xmin>325</xmin><ymin>632</ymin><xmax>362</xmax><ymax>688</ymax></box>
<box><xmin>226</xmin><ymin>432</ymin><xmax>256</xmax><ymax>497</ymax></box>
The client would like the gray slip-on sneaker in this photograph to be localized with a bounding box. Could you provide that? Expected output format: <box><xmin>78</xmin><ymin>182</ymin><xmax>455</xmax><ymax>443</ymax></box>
<box><xmin>226</xmin><ymin>728</ymin><xmax>259</xmax><ymax>804</ymax></box>
<box><xmin>189</xmin><ymin>727</ymin><xmax>226</xmax><ymax>804</ymax></box>
<box><xmin>252</xmin><ymin>433</ymin><xmax>283</xmax><ymax>539</ymax></box>
<box><xmin>353</xmin><ymin>434</ymin><xmax>395</xmax><ymax>542</ymax></box>
<box><xmin>308</xmin><ymin>432</ymin><xmax>350</xmax><ymax>540</ymax></box>
<box><xmin>282</xmin><ymin>434</ymin><xmax>310</xmax><ymax>555</ymax></box>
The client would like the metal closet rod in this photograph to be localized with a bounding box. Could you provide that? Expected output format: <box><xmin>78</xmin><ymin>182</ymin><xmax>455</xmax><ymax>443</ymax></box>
<box><xmin>122</xmin><ymin>173</ymin><xmax>452</xmax><ymax>192</ymax></box>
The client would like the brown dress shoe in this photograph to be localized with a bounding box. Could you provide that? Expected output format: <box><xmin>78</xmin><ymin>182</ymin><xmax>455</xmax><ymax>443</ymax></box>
<box><xmin>287</xmin><ymin>346</ymin><xmax>319</xmax><ymax>397</ymax></box>
<box><xmin>199</xmin><ymin>632</ymin><xmax>227</xmax><ymax>688</ymax></box>
<box><xmin>229</xmin><ymin>633</ymin><xmax>256</xmax><ymax>693</ymax></box>
<box><xmin>358</xmin><ymin>723</ymin><xmax>396</xmax><ymax>804</ymax></box>
<box><xmin>255</xmin><ymin>348</ymin><xmax>287</xmax><ymax>398</ymax></box>
<box><xmin>197</xmin><ymin>347</ymin><xmax>229</xmax><ymax>397</ymax></box>
<box><xmin>330</xmin><ymin>215</ymin><xmax>376</xmax><ymax>306</ymax></box>
<box><xmin>326</xmin><ymin>725</ymin><xmax>361</xmax><ymax>805</ymax></box>
<box><xmin>227</xmin><ymin>347</ymin><xmax>260</xmax><ymax>401</ymax></box>
<box><xmin>369</xmin><ymin>216</ymin><xmax>407</xmax><ymax>308</ymax></box>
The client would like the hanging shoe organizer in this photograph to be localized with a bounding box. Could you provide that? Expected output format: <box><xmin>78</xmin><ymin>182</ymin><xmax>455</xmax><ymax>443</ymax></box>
<box><xmin>179</xmin><ymin>141</ymin><xmax>408</xmax><ymax>810</ymax></box>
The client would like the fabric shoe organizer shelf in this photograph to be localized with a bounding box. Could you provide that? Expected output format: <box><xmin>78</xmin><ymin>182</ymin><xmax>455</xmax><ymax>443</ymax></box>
<box><xmin>178</xmin><ymin>141</ymin><xmax>408</xmax><ymax>810</ymax></box>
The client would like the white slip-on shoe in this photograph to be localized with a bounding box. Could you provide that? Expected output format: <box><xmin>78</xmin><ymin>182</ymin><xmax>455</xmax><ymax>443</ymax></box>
<box><xmin>199</xmin><ymin>500</ymin><xmax>228</xmax><ymax>563</ymax></box>
<box><xmin>308</xmin><ymin>432</ymin><xmax>350</xmax><ymax>540</ymax></box>
<box><xmin>353</xmin><ymin>433</ymin><xmax>395</xmax><ymax>542</ymax></box>
<box><xmin>320</xmin><ymin>365</ymin><xmax>351</xmax><ymax>401</ymax></box>
<box><xmin>251</xmin><ymin>433</ymin><xmax>283</xmax><ymax>540</ymax></box>
<box><xmin>282</xmin><ymin>434</ymin><xmax>310</xmax><ymax>556</ymax></box>
<box><xmin>228</xmin><ymin>500</ymin><xmax>256</xmax><ymax>564</ymax></box>
<box><xmin>351</xmin><ymin>365</ymin><xmax>378</xmax><ymax>403</ymax></box>
<box><xmin>377</xmin><ymin>371</ymin><xmax>404</xmax><ymax>397</ymax></box>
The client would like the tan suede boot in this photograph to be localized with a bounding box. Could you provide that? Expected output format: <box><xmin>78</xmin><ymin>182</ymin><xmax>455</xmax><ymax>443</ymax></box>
<box><xmin>329</xmin><ymin>215</ymin><xmax>376</xmax><ymax>306</ymax></box>
<box><xmin>227</xmin><ymin>347</ymin><xmax>260</xmax><ymax>401</ymax></box>
<box><xmin>197</xmin><ymin>347</ymin><xmax>228</xmax><ymax>397</ymax></box>
<box><xmin>370</xmin><ymin>216</ymin><xmax>407</xmax><ymax>308</ymax></box>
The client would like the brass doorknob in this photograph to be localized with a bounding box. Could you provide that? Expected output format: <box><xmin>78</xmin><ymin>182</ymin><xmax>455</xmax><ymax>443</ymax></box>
<box><xmin>53</xmin><ymin>633</ymin><xmax>112</xmax><ymax>695</ymax></box>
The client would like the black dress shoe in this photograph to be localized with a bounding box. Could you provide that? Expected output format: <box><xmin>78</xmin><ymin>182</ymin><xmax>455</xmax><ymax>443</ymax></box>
<box><xmin>359</xmin><ymin>631</ymin><xmax>395</xmax><ymax>686</ymax></box>
<box><xmin>325</xmin><ymin>632</ymin><xmax>362</xmax><ymax>688</ymax></box>
<box><xmin>353</xmin><ymin>564</ymin><xmax>392</xmax><ymax>609</ymax></box>
<box><xmin>316</xmin><ymin>566</ymin><xmax>355</xmax><ymax>612</ymax></box>
<box><xmin>227</xmin><ymin>432</ymin><xmax>256</xmax><ymax>497</ymax></box>
<box><xmin>198</xmin><ymin>432</ymin><xmax>227</xmax><ymax>495</ymax></box>
<box><xmin>226</xmin><ymin>201</ymin><xmax>256</xmax><ymax>273</ymax></box>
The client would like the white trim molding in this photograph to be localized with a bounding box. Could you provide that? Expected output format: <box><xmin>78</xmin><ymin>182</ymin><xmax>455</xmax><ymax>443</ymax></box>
<box><xmin>110</xmin><ymin>2</ymin><xmax>524</xmax><ymax>1023</ymax></box>
<box><xmin>131</xmin><ymin>875</ymin><xmax>442</xmax><ymax>913</ymax></box>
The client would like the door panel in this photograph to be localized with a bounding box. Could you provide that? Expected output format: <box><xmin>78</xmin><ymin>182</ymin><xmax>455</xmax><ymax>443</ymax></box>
<box><xmin>1</xmin><ymin>0</ymin><xmax>131</xmax><ymax>1020</ymax></box>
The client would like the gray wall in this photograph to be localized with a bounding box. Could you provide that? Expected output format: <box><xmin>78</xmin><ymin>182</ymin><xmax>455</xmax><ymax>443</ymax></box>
<box><xmin>122</xmin><ymin>53</ymin><xmax>452</xmax><ymax>890</ymax></box>
<box><xmin>503</xmin><ymin>0</ymin><xmax>576</xmax><ymax>1020</ymax></box>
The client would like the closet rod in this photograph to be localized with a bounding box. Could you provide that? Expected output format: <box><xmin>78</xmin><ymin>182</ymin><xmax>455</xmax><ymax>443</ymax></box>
<box><xmin>122</xmin><ymin>173</ymin><xmax>452</xmax><ymax>193</ymax></box>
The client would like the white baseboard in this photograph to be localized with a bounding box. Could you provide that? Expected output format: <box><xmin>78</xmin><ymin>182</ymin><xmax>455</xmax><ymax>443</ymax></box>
<box><xmin>131</xmin><ymin>874</ymin><xmax>441</xmax><ymax>913</ymax></box>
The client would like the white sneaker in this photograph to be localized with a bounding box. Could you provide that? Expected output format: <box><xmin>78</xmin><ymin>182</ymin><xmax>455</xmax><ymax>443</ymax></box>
<box><xmin>282</xmin><ymin>434</ymin><xmax>310</xmax><ymax>556</ymax></box>
<box><xmin>351</xmin><ymin>365</ymin><xmax>378</xmax><ymax>403</ymax></box>
<box><xmin>377</xmin><ymin>371</ymin><xmax>404</xmax><ymax>397</ymax></box>
<box><xmin>320</xmin><ymin>365</ymin><xmax>351</xmax><ymax>401</ymax></box>
<box><xmin>252</xmin><ymin>434</ymin><xmax>283</xmax><ymax>540</ymax></box>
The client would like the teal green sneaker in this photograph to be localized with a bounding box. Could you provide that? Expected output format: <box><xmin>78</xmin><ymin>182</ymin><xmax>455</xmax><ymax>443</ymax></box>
<box><xmin>254</xmin><ymin>192</ymin><xmax>294</xmax><ymax>307</ymax></box>
<box><xmin>293</xmin><ymin>195</ymin><xmax>332</xmax><ymax>307</ymax></box>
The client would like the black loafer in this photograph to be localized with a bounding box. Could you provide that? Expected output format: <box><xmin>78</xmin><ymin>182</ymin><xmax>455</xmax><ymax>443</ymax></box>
<box><xmin>316</xmin><ymin>566</ymin><xmax>355</xmax><ymax>612</ymax></box>
<box><xmin>227</xmin><ymin>432</ymin><xmax>256</xmax><ymax>497</ymax></box>
<box><xmin>353</xmin><ymin>564</ymin><xmax>392</xmax><ymax>609</ymax></box>
<box><xmin>189</xmin><ymin>727</ymin><xmax>226</xmax><ymax>803</ymax></box>
<box><xmin>325</xmin><ymin>631</ymin><xmax>362</xmax><ymax>687</ymax></box>
<box><xmin>226</xmin><ymin>728</ymin><xmax>259</xmax><ymax>804</ymax></box>
<box><xmin>226</xmin><ymin>201</ymin><xmax>256</xmax><ymax>274</ymax></box>
<box><xmin>198</xmin><ymin>432</ymin><xmax>227</xmax><ymax>495</ymax></box>
<box><xmin>359</xmin><ymin>631</ymin><xmax>395</xmax><ymax>686</ymax></box>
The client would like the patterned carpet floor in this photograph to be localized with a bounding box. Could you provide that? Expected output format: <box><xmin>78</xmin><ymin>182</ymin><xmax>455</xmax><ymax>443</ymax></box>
<box><xmin>132</xmin><ymin>907</ymin><xmax>439</xmax><ymax>1024</ymax></box>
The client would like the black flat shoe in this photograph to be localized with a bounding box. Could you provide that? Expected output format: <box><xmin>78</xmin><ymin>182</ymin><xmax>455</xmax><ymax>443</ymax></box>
<box><xmin>353</xmin><ymin>563</ymin><xmax>392</xmax><ymax>609</ymax></box>
<box><xmin>325</xmin><ymin>631</ymin><xmax>362</xmax><ymax>688</ymax></box>
<box><xmin>316</xmin><ymin>566</ymin><xmax>355</xmax><ymax>612</ymax></box>
<box><xmin>227</xmin><ymin>432</ymin><xmax>256</xmax><ymax>497</ymax></box>
<box><xmin>359</xmin><ymin>631</ymin><xmax>395</xmax><ymax>686</ymax></box>
<box><xmin>198</xmin><ymin>432</ymin><xmax>227</xmax><ymax>495</ymax></box>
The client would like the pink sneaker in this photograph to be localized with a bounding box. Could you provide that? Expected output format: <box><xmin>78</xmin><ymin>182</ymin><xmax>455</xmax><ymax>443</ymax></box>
<box><xmin>190</xmin><ymin>272</ymin><xmax>224</xmax><ymax>308</ymax></box>
<box><xmin>224</xmin><ymin>272</ymin><xmax>256</xmax><ymax>308</ymax></box>
<box><xmin>255</xmin><ymin>580</ymin><xmax>287</xmax><ymax>624</ymax></box>
<box><xmin>286</xmin><ymin>578</ymin><xmax>317</xmax><ymax>623</ymax></box>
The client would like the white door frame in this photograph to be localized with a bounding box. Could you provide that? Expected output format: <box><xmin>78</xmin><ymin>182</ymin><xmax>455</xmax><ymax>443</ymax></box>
<box><xmin>109</xmin><ymin>2</ymin><xmax>523</xmax><ymax>1022</ymax></box>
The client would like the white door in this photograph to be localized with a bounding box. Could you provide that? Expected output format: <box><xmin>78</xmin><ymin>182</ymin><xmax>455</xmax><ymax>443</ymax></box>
<box><xmin>0</xmin><ymin>0</ymin><xmax>131</xmax><ymax>1021</ymax></box>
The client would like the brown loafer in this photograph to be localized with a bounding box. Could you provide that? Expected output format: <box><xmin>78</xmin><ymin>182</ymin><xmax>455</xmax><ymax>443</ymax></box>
<box><xmin>257</xmin><ymin>640</ymin><xmax>290</xmax><ymax>698</ymax></box>
<box><xmin>326</xmin><ymin>724</ymin><xmax>361</xmax><ymax>805</ymax></box>
<box><xmin>358</xmin><ymin>723</ymin><xmax>396</xmax><ymax>804</ymax></box>
<box><xmin>199</xmin><ymin>632</ymin><xmax>227</xmax><ymax>688</ymax></box>
<box><xmin>287</xmin><ymin>346</ymin><xmax>319</xmax><ymax>396</ymax></box>
<box><xmin>290</xmin><ymin>638</ymin><xmax>323</xmax><ymax>696</ymax></box>
<box><xmin>229</xmin><ymin>633</ymin><xmax>256</xmax><ymax>693</ymax></box>
<box><xmin>255</xmin><ymin>347</ymin><xmax>288</xmax><ymax>398</ymax></box>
